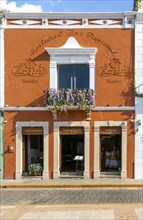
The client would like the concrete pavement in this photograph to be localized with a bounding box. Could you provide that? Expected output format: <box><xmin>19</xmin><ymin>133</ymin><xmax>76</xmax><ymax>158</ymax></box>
<box><xmin>1</xmin><ymin>203</ymin><xmax>143</xmax><ymax>220</ymax></box>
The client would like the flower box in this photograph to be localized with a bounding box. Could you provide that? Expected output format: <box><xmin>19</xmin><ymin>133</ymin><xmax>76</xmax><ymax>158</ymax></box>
<box><xmin>45</xmin><ymin>88</ymin><xmax>95</xmax><ymax>111</ymax></box>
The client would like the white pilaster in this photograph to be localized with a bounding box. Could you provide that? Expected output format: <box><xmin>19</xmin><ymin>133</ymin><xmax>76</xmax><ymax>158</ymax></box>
<box><xmin>121</xmin><ymin>125</ymin><xmax>127</xmax><ymax>179</ymax></box>
<box><xmin>93</xmin><ymin>126</ymin><xmax>100</xmax><ymax>178</ymax></box>
<box><xmin>16</xmin><ymin>125</ymin><xmax>22</xmax><ymax>180</ymax></box>
<box><xmin>84</xmin><ymin>126</ymin><xmax>90</xmax><ymax>179</ymax></box>
<box><xmin>43</xmin><ymin>124</ymin><xmax>49</xmax><ymax>179</ymax></box>
<box><xmin>53</xmin><ymin>125</ymin><xmax>59</xmax><ymax>178</ymax></box>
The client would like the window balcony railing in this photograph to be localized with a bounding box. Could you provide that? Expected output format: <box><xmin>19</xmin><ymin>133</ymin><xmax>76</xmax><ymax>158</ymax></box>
<box><xmin>45</xmin><ymin>88</ymin><xmax>95</xmax><ymax>112</ymax></box>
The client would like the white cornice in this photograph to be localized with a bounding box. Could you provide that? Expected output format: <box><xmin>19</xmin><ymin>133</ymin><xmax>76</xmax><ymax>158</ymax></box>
<box><xmin>46</xmin><ymin>48</ymin><xmax>97</xmax><ymax>56</ymax></box>
<box><xmin>4</xmin><ymin>12</ymin><xmax>135</xmax><ymax>19</ymax></box>
<box><xmin>46</xmin><ymin>37</ymin><xmax>97</xmax><ymax>56</ymax></box>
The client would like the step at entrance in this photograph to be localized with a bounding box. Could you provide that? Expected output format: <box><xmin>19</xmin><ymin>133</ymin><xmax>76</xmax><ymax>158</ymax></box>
<box><xmin>100</xmin><ymin>172</ymin><xmax>121</xmax><ymax>178</ymax></box>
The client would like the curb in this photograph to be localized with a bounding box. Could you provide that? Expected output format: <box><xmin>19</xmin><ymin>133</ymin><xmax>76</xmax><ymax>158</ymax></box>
<box><xmin>1</xmin><ymin>184</ymin><xmax>143</xmax><ymax>189</ymax></box>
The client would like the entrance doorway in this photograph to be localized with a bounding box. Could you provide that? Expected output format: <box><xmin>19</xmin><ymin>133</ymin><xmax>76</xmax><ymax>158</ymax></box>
<box><xmin>60</xmin><ymin>135</ymin><xmax>84</xmax><ymax>176</ymax></box>
<box><xmin>100</xmin><ymin>134</ymin><xmax>121</xmax><ymax>173</ymax></box>
<box><xmin>22</xmin><ymin>135</ymin><xmax>43</xmax><ymax>176</ymax></box>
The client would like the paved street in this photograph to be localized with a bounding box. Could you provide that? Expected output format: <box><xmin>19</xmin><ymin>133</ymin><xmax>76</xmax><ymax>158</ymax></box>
<box><xmin>0</xmin><ymin>188</ymin><xmax>143</xmax><ymax>205</ymax></box>
<box><xmin>0</xmin><ymin>188</ymin><xmax>143</xmax><ymax>219</ymax></box>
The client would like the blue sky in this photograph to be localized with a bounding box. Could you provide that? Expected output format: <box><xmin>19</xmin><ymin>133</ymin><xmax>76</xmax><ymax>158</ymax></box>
<box><xmin>1</xmin><ymin>0</ymin><xmax>135</xmax><ymax>12</ymax></box>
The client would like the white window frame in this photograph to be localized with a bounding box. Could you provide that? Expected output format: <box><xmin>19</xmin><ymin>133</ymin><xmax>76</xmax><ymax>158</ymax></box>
<box><xmin>16</xmin><ymin>121</ymin><xmax>49</xmax><ymax>180</ymax></box>
<box><xmin>53</xmin><ymin>121</ymin><xmax>90</xmax><ymax>179</ymax></box>
<box><xmin>94</xmin><ymin>121</ymin><xmax>127</xmax><ymax>179</ymax></box>
<box><xmin>45</xmin><ymin>37</ymin><xmax>97</xmax><ymax>91</ymax></box>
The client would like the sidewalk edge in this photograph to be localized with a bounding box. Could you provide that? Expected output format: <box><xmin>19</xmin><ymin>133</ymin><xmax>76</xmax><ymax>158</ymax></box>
<box><xmin>0</xmin><ymin>184</ymin><xmax>143</xmax><ymax>189</ymax></box>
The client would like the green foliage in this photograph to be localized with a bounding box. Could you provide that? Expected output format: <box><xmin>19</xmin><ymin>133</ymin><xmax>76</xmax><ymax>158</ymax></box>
<box><xmin>28</xmin><ymin>163</ymin><xmax>42</xmax><ymax>176</ymax></box>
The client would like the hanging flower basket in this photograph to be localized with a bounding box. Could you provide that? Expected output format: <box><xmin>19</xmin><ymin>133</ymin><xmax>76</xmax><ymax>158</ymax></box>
<box><xmin>45</xmin><ymin>88</ymin><xmax>95</xmax><ymax>112</ymax></box>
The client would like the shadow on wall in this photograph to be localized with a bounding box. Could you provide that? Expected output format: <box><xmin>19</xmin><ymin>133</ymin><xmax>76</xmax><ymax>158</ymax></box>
<box><xmin>27</xmin><ymin>94</ymin><xmax>46</xmax><ymax>107</ymax></box>
<box><xmin>120</xmin><ymin>69</ymin><xmax>134</xmax><ymax>106</ymax></box>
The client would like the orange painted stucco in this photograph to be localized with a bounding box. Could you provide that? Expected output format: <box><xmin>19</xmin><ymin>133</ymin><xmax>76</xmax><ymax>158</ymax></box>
<box><xmin>4</xmin><ymin>28</ymin><xmax>135</xmax><ymax>179</ymax></box>
<box><xmin>4</xmin><ymin>110</ymin><xmax>134</xmax><ymax>179</ymax></box>
<box><xmin>4</xmin><ymin>29</ymin><xmax>134</xmax><ymax>107</ymax></box>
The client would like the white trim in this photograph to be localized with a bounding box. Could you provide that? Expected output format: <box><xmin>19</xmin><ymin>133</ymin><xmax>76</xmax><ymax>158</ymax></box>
<box><xmin>0</xmin><ymin>27</ymin><xmax>4</xmax><ymax>107</ymax></box>
<box><xmin>94</xmin><ymin>121</ymin><xmax>127</xmax><ymax>179</ymax></box>
<box><xmin>0</xmin><ymin>106</ymin><xmax>135</xmax><ymax>112</ymax></box>
<box><xmin>46</xmin><ymin>37</ymin><xmax>97</xmax><ymax>91</ymax></box>
<box><xmin>53</xmin><ymin>121</ymin><xmax>90</xmax><ymax>179</ymax></box>
<box><xmin>3</xmin><ymin>26</ymin><xmax>134</xmax><ymax>29</ymax></box>
<box><xmin>16</xmin><ymin>121</ymin><xmax>49</xmax><ymax>180</ymax></box>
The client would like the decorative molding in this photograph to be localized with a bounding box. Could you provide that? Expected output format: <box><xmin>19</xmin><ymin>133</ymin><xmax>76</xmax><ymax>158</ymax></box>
<box><xmin>3</xmin><ymin>12</ymin><xmax>135</xmax><ymax>29</ymax></box>
<box><xmin>88</xmin><ymin>19</ymin><xmax>122</xmax><ymax>26</ymax></box>
<box><xmin>48</xmin><ymin>19</ymin><xmax>82</xmax><ymax>26</ymax></box>
<box><xmin>7</xmin><ymin>19</ymin><xmax>42</xmax><ymax>26</ymax></box>
<box><xmin>51</xmin><ymin>109</ymin><xmax>58</xmax><ymax>120</ymax></box>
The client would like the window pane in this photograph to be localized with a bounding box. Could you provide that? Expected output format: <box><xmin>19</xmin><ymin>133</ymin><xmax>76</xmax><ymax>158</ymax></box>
<box><xmin>58</xmin><ymin>65</ymin><xmax>73</xmax><ymax>89</ymax></box>
<box><xmin>73</xmin><ymin>64</ymin><xmax>89</xmax><ymax>89</ymax></box>
<box><xmin>58</xmin><ymin>64</ymin><xmax>89</xmax><ymax>89</ymax></box>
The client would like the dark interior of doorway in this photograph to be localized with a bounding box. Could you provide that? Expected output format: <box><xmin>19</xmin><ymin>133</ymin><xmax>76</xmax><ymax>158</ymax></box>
<box><xmin>22</xmin><ymin>135</ymin><xmax>43</xmax><ymax>176</ymax></box>
<box><xmin>61</xmin><ymin>135</ymin><xmax>84</xmax><ymax>175</ymax></box>
<box><xmin>100</xmin><ymin>134</ymin><xmax>121</xmax><ymax>172</ymax></box>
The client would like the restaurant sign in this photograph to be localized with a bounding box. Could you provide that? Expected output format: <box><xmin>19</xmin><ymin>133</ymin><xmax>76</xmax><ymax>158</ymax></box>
<box><xmin>60</xmin><ymin>127</ymin><xmax>84</xmax><ymax>135</ymax></box>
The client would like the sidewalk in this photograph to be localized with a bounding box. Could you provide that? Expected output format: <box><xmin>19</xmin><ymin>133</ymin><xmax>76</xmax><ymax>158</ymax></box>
<box><xmin>0</xmin><ymin>177</ymin><xmax>143</xmax><ymax>188</ymax></box>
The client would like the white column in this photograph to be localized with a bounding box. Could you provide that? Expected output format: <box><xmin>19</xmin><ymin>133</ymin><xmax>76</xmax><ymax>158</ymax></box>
<box><xmin>121</xmin><ymin>125</ymin><xmax>127</xmax><ymax>179</ymax></box>
<box><xmin>16</xmin><ymin>125</ymin><xmax>22</xmax><ymax>180</ymax></box>
<box><xmin>93</xmin><ymin>126</ymin><xmax>100</xmax><ymax>178</ymax></box>
<box><xmin>43</xmin><ymin>125</ymin><xmax>49</xmax><ymax>179</ymax></box>
<box><xmin>50</xmin><ymin>55</ymin><xmax>57</xmax><ymax>89</ymax></box>
<box><xmin>89</xmin><ymin>61</ymin><xmax>95</xmax><ymax>90</ymax></box>
<box><xmin>53</xmin><ymin>125</ymin><xmax>59</xmax><ymax>178</ymax></box>
<box><xmin>84</xmin><ymin>126</ymin><xmax>90</xmax><ymax>178</ymax></box>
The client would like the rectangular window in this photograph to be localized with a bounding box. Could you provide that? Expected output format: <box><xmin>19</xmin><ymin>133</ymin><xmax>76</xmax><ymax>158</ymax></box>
<box><xmin>58</xmin><ymin>64</ymin><xmax>89</xmax><ymax>89</ymax></box>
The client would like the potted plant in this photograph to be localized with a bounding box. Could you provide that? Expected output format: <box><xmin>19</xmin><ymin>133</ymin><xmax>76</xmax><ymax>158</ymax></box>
<box><xmin>28</xmin><ymin>163</ymin><xmax>42</xmax><ymax>176</ymax></box>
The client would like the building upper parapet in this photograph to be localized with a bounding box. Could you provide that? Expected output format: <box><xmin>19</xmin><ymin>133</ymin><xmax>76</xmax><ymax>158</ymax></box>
<box><xmin>0</xmin><ymin>12</ymin><xmax>136</xmax><ymax>29</ymax></box>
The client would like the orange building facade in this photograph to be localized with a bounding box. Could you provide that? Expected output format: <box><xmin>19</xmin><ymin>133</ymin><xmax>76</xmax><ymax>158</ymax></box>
<box><xmin>1</xmin><ymin>12</ymin><xmax>135</xmax><ymax>180</ymax></box>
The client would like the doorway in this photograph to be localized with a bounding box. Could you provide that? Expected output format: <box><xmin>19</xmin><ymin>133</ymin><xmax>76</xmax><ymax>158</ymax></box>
<box><xmin>100</xmin><ymin>134</ymin><xmax>121</xmax><ymax>172</ymax></box>
<box><xmin>22</xmin><ymin>135</ymin><xmax>43</xmax><ymax>176</ymax></box>
<box><xmin>60</xmin><ymin>135</ymin><xmax>84</xmax><ymax>176</ymax></box>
